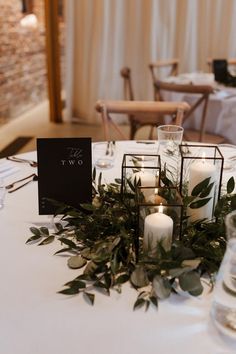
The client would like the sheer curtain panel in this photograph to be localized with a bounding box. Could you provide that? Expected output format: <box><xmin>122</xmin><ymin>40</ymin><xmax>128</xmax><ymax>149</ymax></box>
<box><xmin>65</xmin><ymin>0</ymin><xmax>236</xmax><ymax>123</ymax></box>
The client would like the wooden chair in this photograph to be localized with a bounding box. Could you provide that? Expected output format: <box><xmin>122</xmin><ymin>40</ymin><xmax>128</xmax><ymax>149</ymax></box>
<box><xmin>154</xmin><ymin>79</ymin><xmax>226</xmax><ymax>143</ymax></box>
<box><xmin>95</xmin><ymin>100</ymin><xmax>190</xmax><ymax>141</ymax></box>
<box><xmin>149</xmin><ymin>59</ymin><xmax>179</xmax><ymax>98</ymax></box>
<box><xmin>120</xmin><ymin>66</ymin><xmax>183</xmax><ymax>139</ymax></box>
<box><xmin>120</xmin><ymin>67</ymin><xmax>162</xmax><ymax>139</ymax></box>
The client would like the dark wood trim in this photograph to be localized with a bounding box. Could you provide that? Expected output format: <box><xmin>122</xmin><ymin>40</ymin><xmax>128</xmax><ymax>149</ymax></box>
<box><xmin>44</xmin><ymin>0</ymin><xmax>63</xmax><ymax>123</ymax></box>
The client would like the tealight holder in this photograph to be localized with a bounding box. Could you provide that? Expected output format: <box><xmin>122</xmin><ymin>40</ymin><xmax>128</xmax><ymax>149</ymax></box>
<box><xmin>179</xmin><ymin>144</ymin><xmax>224</xmax><ymax>223</ymax></box>
<box><xmin>121</xmin><ymin>153</ymin><xmax>161</xmax><ymax>202</ymax></box>
<box><xmin>136</xmin><ymin>186</ymin><xmax>183</xmax><ymax>256</ymax></box>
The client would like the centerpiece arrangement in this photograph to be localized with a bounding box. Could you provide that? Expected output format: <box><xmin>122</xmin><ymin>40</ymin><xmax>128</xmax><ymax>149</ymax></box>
<box><xmin>26</xmin><ymin>144</ymin><xmax>236</xmax><ymax>310</ymax></box>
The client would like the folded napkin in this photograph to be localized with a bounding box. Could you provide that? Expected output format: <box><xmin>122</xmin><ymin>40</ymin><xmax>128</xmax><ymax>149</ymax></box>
<box><xmin>0</xmin><ymin>161</ymin><xmax>20</xmax><ymax>178</ymax></box>
<box><xmin>124</xmin><ymin>144</ymin><xmax>158</xmax><ymax>155</ymax></box>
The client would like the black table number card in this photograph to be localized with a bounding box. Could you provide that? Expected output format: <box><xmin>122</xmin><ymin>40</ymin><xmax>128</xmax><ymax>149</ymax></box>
<box><xmin>37</xmin><ymin>138</ymin><xmax>92</xmax><ymax>214</ymax></box>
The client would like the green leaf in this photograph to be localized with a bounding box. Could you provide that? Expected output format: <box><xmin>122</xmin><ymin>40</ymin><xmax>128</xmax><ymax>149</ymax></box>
<box><xmin>54</xmin><ymin>247</ymin><xmax>73</xmax><ymax>255</ymax></box>
<box><xmin>98</xmin><ymin>172</ymin><xmax>102</xmax><ymax>186</ymax></box>
<box><xmin>231</xmin><ymin>195</ymin><xmax>236</xmax><ymax>209</ymax></box>
<box><xmin>199</xmin><ymin>182</ymin><xmax>214</xmax><ymax>198</ymax></box>
<box><xmin>80</xmin><ymin>203</ymin><xmax>95</xmax><ymax>211</ymax></box>
<box><xmin>55</xmin><ymin>222</ymin><xmax>63</xmax><ymax>231</ymax></box>
<box><xmin>169</xmin><ymin>267</ymin><xmax>188</xmax><ymax>278</ymax></box>
<box><xmin>65</xmin><ymin>279</ymin><xmax>86</xmax><ymax>288</ymax></box>
<box><xmin>26</xmin><ymin>234</ymin><xmax>42</xmax><ymax>244</ymax></box>
<box><xmin>39</xmin><ymin>227</ymin><xmax>49</xmax><ymax>235</ymax></box>
<box><xmin>189</xmin><ymin>287</ymin><xmax>203</xmax><ymax>296</ymax></box>
<box><xmin>115</xmin><ymin>274</ymin><xmax>129</xmax><ymax>285</ymax></box>
<box><xmin>227</xmin><ymin>177</ymin><xmax>235</xmax><ymax>194</ymax></box>
<box><xmin>67</xmin><ymin>255</ymin><xmax>87</xmax><ymax>269</ymax></box>
<box><xmin>145</xmin><ymin>300</ymin><xmax>150</xmax><ymax>311</ymax></box>
<box><xmin>152</xmin><ymin>275</ymin><xmax>171</xmax><ymax>299</ymax></box>
<box><xmin>114</xmin><ymin>178</ymin><xmax>122</xmax><ymax>184</ymax></box>
<box><xmin>130</xmin><ymin>266</ymin><xmax>149</xmax><ymax>288</ymax></box>
<box><xmin>179</xmin><ymin>271</ymin><xmax>203</xmax><ymax>295</ymax></box>
<box><xmin>84</xmin><ymin>261</ymin><xmax>97</xmax><ymax>275</ymax></box>
<box><xmin>189</xmin><ymin>198</ymin><xmax>211</xmax><ymax>209</ymax></box>
<box><xmin>191</xmin><ymin>177</ymin><xmax>211</xmax><ymax>197</ymax></box>
<box><xmin>127</xmin><ymin>178</ymin><xmax>136</xmax><ymax>193</ymax></box>
<box><xmin>84</xmin><ymin>292</ymin><xmax>95</xmax><ymax>305</ymax></box>
<box><xmin>181</xmin><ymin>259</ymin><xmax>202</xmax><ymax>269</ymax></box>
<box><xmin>92</xmin><ymin>167</ymin><xmax>96</xmax><ymax>181</ymax></box>
<box><xmin>81</xmin><ymin>248</ymin><xmax>92</xmax><ymax>259</ymax></box>
<box><xmin>58</xmin><ymin>287</ymin><xmax>79</xmax><ymax>295</ymax></box>
<box><xmin>94</xmin><ymin>281</ymin><xmax>108</xmax><ymax>291</ymax></box>
<box><xmin>149</xmin><ymin>295</ymin><xmax>158</xmax><ymax>308</ymax></box>
<box><xmin>133</xmin><ymin>297</ymin><xmax>146</xmax><ymax>310</ymax></box>
<box><xmin>38</xmin><ymin>235</ymin><xmax>55</xmax><ymax>245</ymax></box>
<box><xmin>59</xmin><ymin>237</ymin><xmax>77</xmax><ymax>248</ymax></box>
<box><xmin>30</xmin><ymin>227</ymin><xmax>41</xmax><ymax>236</ymax></box>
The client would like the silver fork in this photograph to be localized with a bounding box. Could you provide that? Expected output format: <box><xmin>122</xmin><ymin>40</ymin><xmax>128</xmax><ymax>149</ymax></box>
<box><xmin>8</xmin><ymin>174</ymin><xmax>38</xmax><ymax>193</ymax></box>
<box><xmin>5</xmin><ymin>173</ymin><xmax>36</xmax><ymax>190</ymax></box>
<box><xmin>7</xmin><ymin>156</ymin><xmax>38</xmax><ymax>167</ymax></box>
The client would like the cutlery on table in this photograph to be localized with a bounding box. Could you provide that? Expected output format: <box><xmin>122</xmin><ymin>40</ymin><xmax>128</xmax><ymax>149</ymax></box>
<box><xmin>8</xmin><ymin>174</ymin><xmax>38</xmax><ymax>193</ymax></box>
<box><xmin>5</xmin><ymin>173</ymin><xmax>36</xmax><ymax>190</ymax></box>
<box><xmin>105</xmin><ymin>141</ymin><xmax>116</xmax><ymax>156</ymax></box>
<box><xmin>6</xmin><ymin>156</ymin><xmax>38</xmax><ymax>167</ymax></box>
<box><xmin>136</xmin><ymin>141</ymin><xmax>156</xmax><ymax>144</ymax></box>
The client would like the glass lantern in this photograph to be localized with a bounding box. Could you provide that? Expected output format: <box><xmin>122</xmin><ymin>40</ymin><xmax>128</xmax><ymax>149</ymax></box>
<box><xmin>179</xmin><ymin>144</ymin><xmax>224</xmax><ymax>223</ymax></box>
<box><xmin>121</xmin><ymin>153</ymin><xmax>161</xmax><ymax>198</ymax></box>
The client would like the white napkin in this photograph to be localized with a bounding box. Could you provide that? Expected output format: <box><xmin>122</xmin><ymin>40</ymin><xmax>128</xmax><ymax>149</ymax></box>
<box><xmin>124</xmin><ymin>145</ymin><xmax>158</xmax><ymax>155</ymax></box>
<box><xmin>0</xmin><ymin>161</ymin><xmax>20</xmax><ymax>178</ymax></box>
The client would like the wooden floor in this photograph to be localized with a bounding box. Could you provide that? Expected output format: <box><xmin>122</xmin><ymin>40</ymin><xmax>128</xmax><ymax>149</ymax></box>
<box><xmin>0</xmin><ymin>100</ymin><xmax>152</xmax><ymax>155</ymax></box>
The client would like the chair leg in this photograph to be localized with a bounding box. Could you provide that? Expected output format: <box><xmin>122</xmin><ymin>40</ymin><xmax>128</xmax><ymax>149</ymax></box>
<box><xmin>130</xmin><ymin>122</ymin><xmax>137</xmax><ymax>140</ymax></box>
<box><xmin>101</xmin><ymin>110</ymin><xmax>110</xmax><ymax>140</ymax></box>
<box><xmin>149</xmin><ymin>126</ymin><xmax>154</xmax><ymax>140</ymax></box>
<box><xmin>199</xmin><ymin>95</ymin><xmax>209</xmax><ymax>142</ymax></box>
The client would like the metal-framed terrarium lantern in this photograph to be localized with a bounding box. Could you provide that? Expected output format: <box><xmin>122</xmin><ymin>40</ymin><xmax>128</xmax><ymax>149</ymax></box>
<box><xmin>179</xmin><ymin>144</ymin><xmax>224</xmax><ymax>223</ymax></box>
<box><xmin>121</xmin><ymin>153</ymin><xmax>161</xmax><ymax>201</ymax></box>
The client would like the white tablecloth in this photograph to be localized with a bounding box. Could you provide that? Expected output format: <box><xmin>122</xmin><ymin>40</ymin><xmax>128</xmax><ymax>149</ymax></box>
<box><xmin>1</xmin><ymin>141</ymin><xmax>236</xmax><ymax>354</ymax></box>
<box><xmin>162</xmin><ymin>86</ymin><xmax>236</xmax><ymax>144</ymax></box>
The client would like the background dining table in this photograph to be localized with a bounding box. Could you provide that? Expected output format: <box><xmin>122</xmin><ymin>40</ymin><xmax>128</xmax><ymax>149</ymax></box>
<box><xmin>1</xmin><ymin>140</ymin><xmax>236</xmax><ymax>354</ymax></box>
<box><xmin>161</xmin><ymin>83</ymin><xmax>236</xmax><ymax>144</ymax></box>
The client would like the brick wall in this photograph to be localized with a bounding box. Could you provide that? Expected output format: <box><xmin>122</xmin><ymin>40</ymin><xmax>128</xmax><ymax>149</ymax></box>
<box><xmin>0</xmin><ymin>0</ymin><xmax>64</xmax><ymax>123</ymax></box>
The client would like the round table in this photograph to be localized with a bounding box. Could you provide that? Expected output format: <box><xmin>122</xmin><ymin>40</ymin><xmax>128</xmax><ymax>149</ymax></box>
<box><xmin>1</xmin><ymin>141</ymin><xmax>236</xmax><ymax>354</ymax></box>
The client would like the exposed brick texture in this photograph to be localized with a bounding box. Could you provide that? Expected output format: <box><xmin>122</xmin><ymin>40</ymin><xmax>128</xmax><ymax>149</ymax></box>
<box><xmin>0</xmin><ymin>0</ymin><xmax>64</xmax><ymax>122</ymax></box>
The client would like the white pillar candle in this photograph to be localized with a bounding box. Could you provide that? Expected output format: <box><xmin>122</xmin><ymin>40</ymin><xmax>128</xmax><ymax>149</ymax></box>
<box><xmin>132</xmin><ymin>170</ymin><xmax>157</xmax><ymax>200</ymax></box>
<box><xmin>188</xmin><ymin>157</ymin><xmax>217</xmax><ymax>222</ymax></box>
<box><xmin>144</xmin><ymin>206</ymin><xmax>173</xmax><ymax>253</ymax></box>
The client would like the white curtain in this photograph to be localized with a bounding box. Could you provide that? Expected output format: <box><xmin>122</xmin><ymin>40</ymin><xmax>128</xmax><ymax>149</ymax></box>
<box><xmin>65</xmin><ymin>0</ymin><xmax>236</xmax><ymax>123</ymax></box>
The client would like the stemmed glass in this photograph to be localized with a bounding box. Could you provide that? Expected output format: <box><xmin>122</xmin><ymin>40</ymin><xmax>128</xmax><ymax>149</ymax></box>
<box><xmin>157</xmin><ymin>125</ymin><xmax>184</xmax><ymax>185</ymax></box>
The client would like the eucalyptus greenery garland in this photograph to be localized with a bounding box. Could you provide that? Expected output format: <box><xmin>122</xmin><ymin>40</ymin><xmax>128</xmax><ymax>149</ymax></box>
<box><xmin>26</xmin><ymin>169</ymin><xmax>236</xmax><ymax>310</ymax></box>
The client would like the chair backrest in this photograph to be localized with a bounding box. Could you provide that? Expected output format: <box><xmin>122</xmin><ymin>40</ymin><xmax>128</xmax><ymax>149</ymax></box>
<box><xmin>95</xmin><ymin>100</ymin><xmax>190</xmax><ymax>141</ymax></box>
<box><xmin>120</xmin><ymin>67</ymin><xmax>134</xmax><ymax>101</ymax></box>
<box><xmin>154</xmin><ymin>80</ymin><xmax>214</xmax><ymax>142</ymax></box>
<box><xmin>207</xmin><ymin>58</ymin><xmax>236</xmax><ymax>73</ymax></box>
<box><xmin>149</xmin><ymin>59</ymin><xmax>179</xmax><ymax>98</ymax></box>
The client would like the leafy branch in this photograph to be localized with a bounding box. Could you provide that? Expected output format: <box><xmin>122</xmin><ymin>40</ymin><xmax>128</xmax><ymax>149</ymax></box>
<box><xmin>26</xmin><ymin>170</ymin><xmax>236</xmax><ymax>310</ymax></box>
